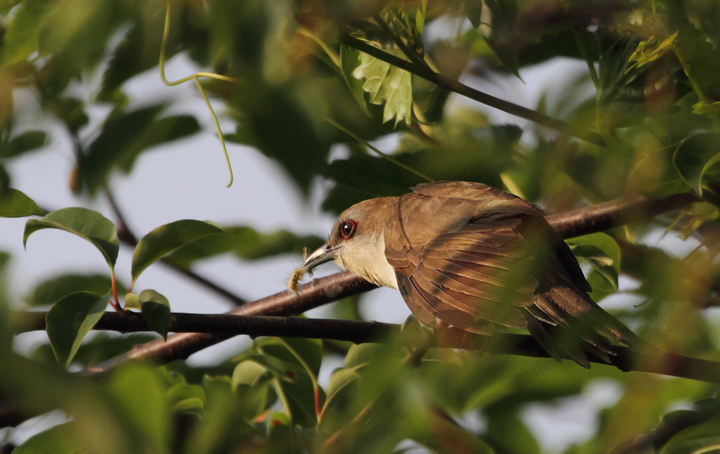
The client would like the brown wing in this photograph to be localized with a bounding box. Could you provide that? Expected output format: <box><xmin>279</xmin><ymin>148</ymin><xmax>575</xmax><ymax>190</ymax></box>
<box><xmin>385</xmin><ymin>183</ymin><xmax>549</xmax><ymax>334</ymax></box>
<box><xmin>385</xmin><ymin>182</ymin><xmax>640</xmax><ymax>366</ymax></box>
<box><xmin>392</xmin><ymin>213</ymin><xmax>542</xmax><ymax>334</ymax></box>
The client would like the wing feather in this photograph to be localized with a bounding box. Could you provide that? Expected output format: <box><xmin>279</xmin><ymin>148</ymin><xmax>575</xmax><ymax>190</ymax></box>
<box><xmin>384</xmin><ymin>182</ymin><xmax>640</xmax><ymax>365</ymax></box>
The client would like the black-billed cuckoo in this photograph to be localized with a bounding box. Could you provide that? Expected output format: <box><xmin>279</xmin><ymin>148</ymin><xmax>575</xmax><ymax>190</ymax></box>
<box><xmin>298</xmin><ymin>181</ymin><xmax>640</xmax><ymax>367</ymax></box>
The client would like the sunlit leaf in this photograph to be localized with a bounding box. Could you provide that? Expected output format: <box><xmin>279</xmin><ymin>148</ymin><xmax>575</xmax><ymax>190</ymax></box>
<box><xmin>24</xmin><ymin>207</ymin><xmax>120</xmax><ymax>268</ymax></box>
<box><xmin>12</xmin><ymin>422</ymin><xmax>86</xmax><ymax>454</ymax></box>
<box><xmin>131</xmin><ymin>220</ymin><xmax>225</xmax><ymax>285</ymax></box>
<box><xmin>0</xmin><ymin>188</ymin><xmax>44</xmax><ymax>218</ymax></box>
<box><xmin>626</xmin><ymin>32</ymin><xmax>678</xmax><ymax>72</ymax></box>
<box><xmin>45</xmin><ymin>292</ymin><xmax>109</xmax><ymax>368</ymax></box>
<box><xmin>2</xmin><ymin>0</ymin><xmax>53</xmax><ymax>65</ymax></box>
<box><xmin>693</xmin><ymin>101</ymin><xmax>720</xmax><ymax>119</ymax></box>
<box><xmin>352</xmin><ymin>42</ymin><xmax>412</xmax><ymax>126</ymax></box>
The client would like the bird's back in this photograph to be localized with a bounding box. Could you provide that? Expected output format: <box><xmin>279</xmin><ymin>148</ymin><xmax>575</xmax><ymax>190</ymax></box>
<box><xmin>384</xmin><ymin>181</ymin><xmax>639</xmax><ymax>367</ymax></box>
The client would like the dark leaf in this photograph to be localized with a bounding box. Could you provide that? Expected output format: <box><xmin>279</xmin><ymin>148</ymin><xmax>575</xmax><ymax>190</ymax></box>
<box><xmin>45</xmin><ymin>292</ymin><xmax>109</xmax><ymax>368</ymax></box>
<box><xmin>0</xmin><ymin>189</ymin><xmax>44</xmax><ymax>218</ymax></box>
<box><xmin>139</xmin><ymin>289</ymin><xmax>171</xmax><ymax>340</ymax></box>
<box><xmin>79</xmin><ymin>105</ymin><xmax>200</xmax><ymax>196</ymax></box>
<box><xmin>340</xmin><ymin>45</ymin><xmax>371</xmax><ymax>116</ymax></box>
<box><xmin>672</xmin><ymin>132</ymin><xmax>720</xmax><ymax>196</ymax></box>
<box><xmin>1</xmin><ymin>130</ymin><xmax>48</xmax><ymax>158</ymax></box>
<box><xmin>26</xmin><ymin>273</ymin><xmax>126</xmax><ymax>307</ymax></box>
<box><xmin>106</xmin><ymin>365</ymin><xmax>170</xmax><ymax>452</ymax></box>
<box><xmin>131</xmin><ymin>220</ymin><xmax>225</xmax><ymax>286</ymax></box>
<box><xmin>24</xmin><ymin>207</ymin><xmax>120</xmax><ymax>268</ymax></box>
<box><xmin>165</xmin><ymin>226</ymin><xmax>324</xmax><ymax>268</ymax></box>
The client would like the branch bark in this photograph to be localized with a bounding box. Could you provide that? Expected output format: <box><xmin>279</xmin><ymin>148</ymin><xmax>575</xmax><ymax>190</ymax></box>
<box><xmin>16</xmin><ymin>311</ymin><xmax>720</xmax><ymax>383</ymax></box>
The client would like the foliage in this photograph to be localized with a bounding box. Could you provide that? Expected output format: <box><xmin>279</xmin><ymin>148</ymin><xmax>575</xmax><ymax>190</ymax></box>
<box><xmin>1</xmin><ymin>0</ymin><xmax>720</xmax><ymax>453</ymax></box>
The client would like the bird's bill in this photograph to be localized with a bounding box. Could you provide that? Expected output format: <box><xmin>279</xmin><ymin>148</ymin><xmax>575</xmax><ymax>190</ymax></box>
<box><xmin>303</xmin><ymin>243</ymin><xmax>341</xmax><ymax>271</ymax></box>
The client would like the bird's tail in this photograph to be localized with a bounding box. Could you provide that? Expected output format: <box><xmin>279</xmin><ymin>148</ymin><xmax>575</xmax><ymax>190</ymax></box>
<box><xmin>525</xmin><ymin>283</ymin><xmax>645</xmax><ymax>369</ymax></box>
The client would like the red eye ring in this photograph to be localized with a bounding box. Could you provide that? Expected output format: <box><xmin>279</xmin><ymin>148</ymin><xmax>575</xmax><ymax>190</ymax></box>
<box><xmin>339</xmin><ymin>220</ymin><xmax>357</xmax><ymax>240</ymax></box>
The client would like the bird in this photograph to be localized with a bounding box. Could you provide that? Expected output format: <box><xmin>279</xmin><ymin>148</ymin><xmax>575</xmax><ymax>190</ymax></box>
<box><xmin>298</xmin><ymin>181</ymin><xmax>642</xmax><ymax>368</ymax></box>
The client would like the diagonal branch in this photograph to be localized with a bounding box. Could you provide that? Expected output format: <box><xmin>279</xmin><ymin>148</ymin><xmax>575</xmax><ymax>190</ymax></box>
<box><xmin>16</xmin><ymin>311</ymin><xmax>720</xmax><ymax>383</ymax></box>
<box><xmin>339</xmin><ymin>34</ymin><xmax>608</xmax><ymax>148</ymax></box>
<box><xmin>79</xmin><ymin>191</ymin><xmax>697</xmax><ymax>373</ymax></box>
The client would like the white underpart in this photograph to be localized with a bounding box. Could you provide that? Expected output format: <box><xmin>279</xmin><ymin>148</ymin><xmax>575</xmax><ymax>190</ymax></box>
<box><xmin>338</xmin><ymin>235</ymin><xmax>399</xmax><ymax>289</ymax></box>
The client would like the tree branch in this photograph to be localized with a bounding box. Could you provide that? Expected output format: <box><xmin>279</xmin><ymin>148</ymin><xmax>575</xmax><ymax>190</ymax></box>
<box><xmin>73</xmin><ymin>191</ymin><xmax>697</xmax><ymax>373</ymax></box>
<box><xmin>16</xmin><ymin>311</ymin><xmax>720</xmax><ymax>383</ymax></box>
<box><xmin>339</xmin><ymin>34</ymin><xmax>608</xmax><ymax>148</ymax></box>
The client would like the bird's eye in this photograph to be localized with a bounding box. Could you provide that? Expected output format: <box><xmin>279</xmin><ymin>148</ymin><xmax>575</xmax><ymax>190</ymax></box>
<box><xmin>339</xmin><ymin>220</ymin><xmax>357</xmax><ymax>240</ymax></box>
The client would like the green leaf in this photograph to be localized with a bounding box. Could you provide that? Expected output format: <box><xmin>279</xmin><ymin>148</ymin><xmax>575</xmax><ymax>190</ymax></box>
<box><xmin>139</xmin><ymin>289</ymin><xmax>171</xmax><ymax>340</ymax></box>
<box><xmin>626</xmin><ymin>32</ymin><xmax>678</xmax><ymax>72</ymax></box>
<box><xmin>352</xmin><ymin>42</ymin><xmax>412</xmax><ymax>126</ymax></box>
<box><xmin>184</xmin><ymin>375</ymin><xmax>259</xmax><ymax>454</ymax></box>
<box><xmin>170</xmin><ymin>397</ymin><xmax>204</xmax><ymax>414</ymax></box>
<box><xmin>26</xmin><ymin>273</ymin><xmax>125</xmax><ymax>306</ymax></box>
<box><xmin>0</xmin><ymin>162</ymin><xmax>10</xmax><ymax>193</ymax></box>
<box><xmin>660</xmin><ymin>417</ymin><xmax>720</xmax><ymax>454</ymax></box>
<box><xmin>232</xmin><ymin>360</ymin><xmax>269</xmax><ymax>388</ymax></box>
<box><xmin>51</xmin><ymin>97</ymin><xmax>89</xmax><ymax>134</ymax></box>
<box><xmin>566</xmin><ymin>233</ymin><xmax>621</xmax><ymax>295</ymax></box>
<box><xmin>31</xmin><ymin>332</ymin><xmax>158</xmax><ymax>367</ymax></box>
<box><xmin>465</xmin><ymin>0</ymin><xmax>482</xmax><ymax>29</ymax></box>
<box><xmin>673</xmin><ymin>132</ymin><xmax>720</xmax><ymax>196</ymax></box>
<box><xmin>0</xmin><ymin>130</ymin><xmax>48</xmax><ymax>158</ymax></box>
<box><xmin>164</xmin><ymin>226</ymin><xmax>324</xmax><ymax>268</ymax></box>
<box><xmin>78</xmin><ymin>105</ymin><xmax>200</xmax><ymax>196</ymax></box>
<box><xmin>340</xmin><ymin>45</ymin><xmax>371</xmax><ymax>116</ymax></box>
<box><xmin>480</xmin><ymin>0</ymin><xmax>521</xmax><ymax>78</ymax></box>
<box><xmin>252</xmin><ymin>338</ymin><xmax>322</xmax><ymax>427</ymax></box>
<box><xmin>106</xmin><ymin>365</ymin><xmax>170</xmax><ymax>452</ymax></box>
<box><xmin>2</xmin><ymin>0</ymin><xmax>53</xmax><ymax>66</ymax></box>
<box><xmin>45</xmin><ymin>292</ymin><xmax>109</xmax><ymax>368</ymax></box>
<box><xmin>0</xmin><ymin>188</ymin><xmax>44</xmax><ymax>217</ymax></box>
<box><xmin>693</xmin><ymin>101</ymin><xmax>720</xmax><ymax>119</ymax></box>
<box><xmin>237</xmin><ymin>354</ymin><xmax>301</xmax><ymax>383</ymax></box>
<box><xmin>12</xmin><ymin>422</ymin><xmax>86</xmax><ymax>454</ymax></box>
<box><xmin>344</xmin><ymin>343</ymin><xmax>386</xmax><ymax>369</ymax></box>
<box><xmin>318</xmin><ymin>367</ymin><xmax>361</xmax><ymax>433</ymax></box>
<box><xmin>24</xmin><ymin>207</ymin><xmax>119</xmax><ymax>267</ymax></box>
<box><xmin>131</xmin><ymin>220</ymin><xmax>226</xmax><ymax>286</ymax></box>
<box><xmin>124</xmin><ymin>292</ymin><xmax>140</xmax><ymax>309</ymax></box>
<box><xmin>232</xmin><ymin>361</ymin><xmax>275</xmax><ymax>419</ymax></box>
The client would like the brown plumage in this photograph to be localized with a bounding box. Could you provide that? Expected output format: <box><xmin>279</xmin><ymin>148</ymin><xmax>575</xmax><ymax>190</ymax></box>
<box><xmin>300</xmin><ymin>181</ymin><xmax>641</xmax><ymax>367</ymax></box>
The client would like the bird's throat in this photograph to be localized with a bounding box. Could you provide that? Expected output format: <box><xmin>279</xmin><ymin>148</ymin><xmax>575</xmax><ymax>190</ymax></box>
<box><xmin>337</xmin><ymin>235</ymin><xmax>398</xmax><ymax>289</ymax></box>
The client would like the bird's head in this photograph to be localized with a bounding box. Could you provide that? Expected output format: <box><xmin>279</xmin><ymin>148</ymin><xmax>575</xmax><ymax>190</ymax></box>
<box><xmin>301</xmin><ymin>197</ymin><xmax>398</xmax><ymax>288</ymax></box>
